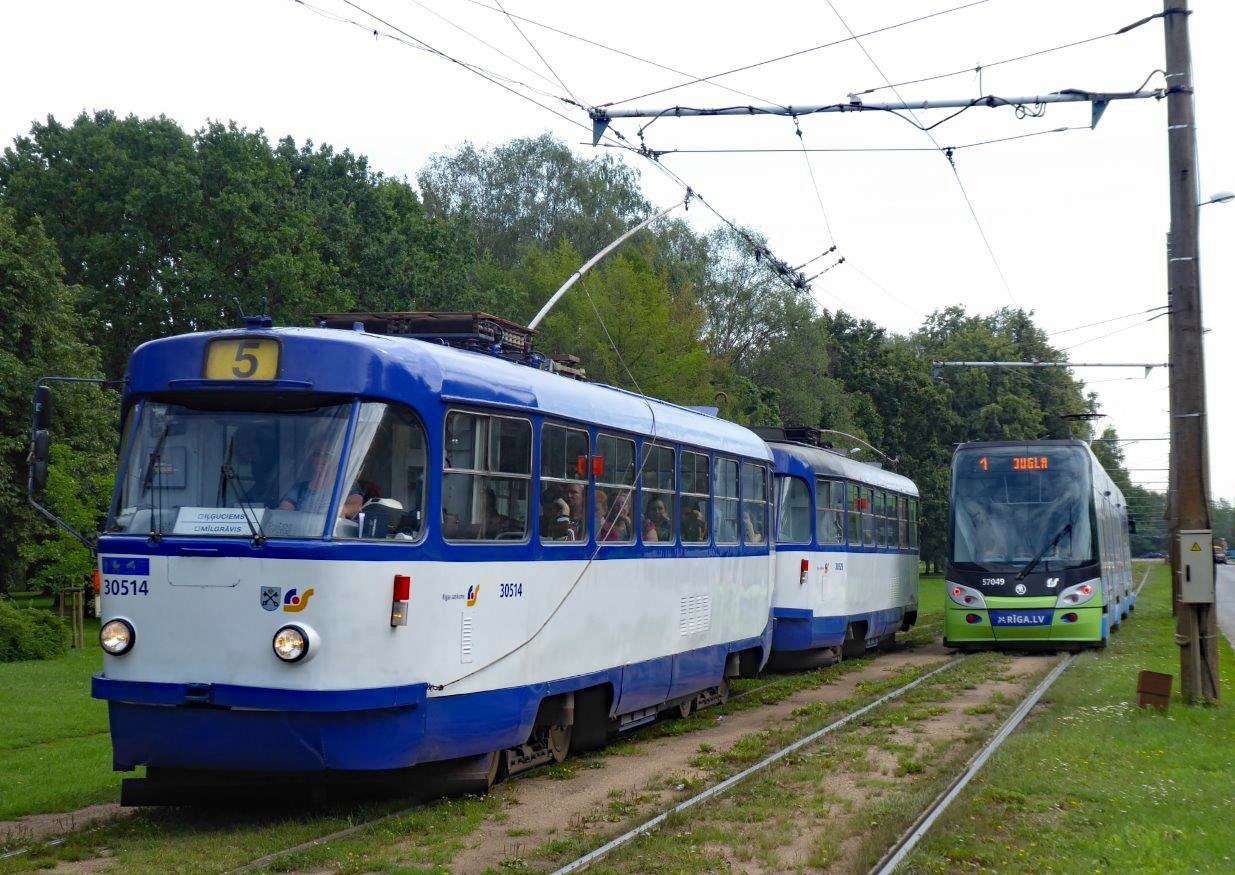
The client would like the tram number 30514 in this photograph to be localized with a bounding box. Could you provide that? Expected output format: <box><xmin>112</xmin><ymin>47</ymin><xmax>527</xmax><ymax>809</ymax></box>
<box><xmin>499</xmin><ymin>582</ymin><xmax>523</xmax><ymax>599</ymax></box>
<box><xmin>103</xmin><ymin>578</ymin><xmax>149</xmax><ymax>596</ymax></box>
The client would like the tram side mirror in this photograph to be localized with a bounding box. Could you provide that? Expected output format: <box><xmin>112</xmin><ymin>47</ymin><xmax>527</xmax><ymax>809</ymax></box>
<box><xmin>31</xmin><ymin>429</ymin><xmax>51</xmax><ymax>491</ymax></box>
<box><xmin>35</xmin><ymin>385</ymin><xmax>53</xmax><ymax>430</ymax></box>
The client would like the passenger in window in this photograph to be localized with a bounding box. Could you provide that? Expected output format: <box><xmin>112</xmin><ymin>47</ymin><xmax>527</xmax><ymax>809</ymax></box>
<box><xmin>643</xmin><ymin>497</ymin><xmax>671</xmax><ymax>542</ymax></box>
<box><xmin>484</xmin><ymin>487</ymin><xmax>514</xmax><ymax>537</ymax></box>
<box><xmin>541</xmin><ymin>485</ymin><xmax>578</xmax><ymax>541</ymax></box>
<box><xmin>540</xmin><ymin>484</ymin><xmax>563</xmax><ymax>535</ymax></box>
<box><xmin>602</xmin><ymin>491</ymin><xmax>633</xmax><ymax>542</ymax></box>
<box><xmin>279</xmin><ymin>449</ymin><xmax>363</xmax><ymax>518</ymax></box>
<box><xmin>548</xmin><ymin>497</ymin><xmax>577</xmax><ymax>540</ymax></box>
<box><xmin>681</xmin><ymin>499</ymin><xmax>707</xmax><ymax>543</ymax></box>
<box><xmin>565</xmin><ymin>482</ymin><xmax>587</xmax><ymax>536</ymax></box>
<box><xmin>742</xmin><ymin>510</ymin><xmax>765</xmax><ymax>544</ymax></box>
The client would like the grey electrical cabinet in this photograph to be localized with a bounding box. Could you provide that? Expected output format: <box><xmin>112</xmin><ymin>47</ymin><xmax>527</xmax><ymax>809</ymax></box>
<box><xmin>1178</xmin><ymin>529</ymin><xmax>1215</xmax><ymax>604</ymax></box>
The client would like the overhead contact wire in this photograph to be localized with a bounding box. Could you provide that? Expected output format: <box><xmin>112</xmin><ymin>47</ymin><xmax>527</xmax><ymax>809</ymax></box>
<box><xmin>822</xmin><ymin>0</ymin><xmax>1017</xmax><ymax>306</ymax></box>
<box><xmin>600</xmin><ymin>0</ymin><xmax>991</xmax><ymax>108</ymax></box>
<box><xmin>853</xmin><ymin>9</ymin><xmax>1170</xmax><ymax>97</ymax></box>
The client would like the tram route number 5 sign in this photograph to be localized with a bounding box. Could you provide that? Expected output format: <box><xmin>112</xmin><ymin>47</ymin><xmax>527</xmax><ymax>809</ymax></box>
<box><xmin>204</xmin><ymin>338</ymin><xmax>280</xmax><ymax>380</ymax></box>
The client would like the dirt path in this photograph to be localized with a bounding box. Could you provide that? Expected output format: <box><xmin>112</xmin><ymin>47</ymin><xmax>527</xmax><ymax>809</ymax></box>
<box><xmin>445</xmin><ymin>646</ymin><xmax>953</xmax><ymax>875</ymax></box>
<box><xmin>0</xmin><ymin>804</ymin><xmax>126</xmax><ymax>847</ymax></box>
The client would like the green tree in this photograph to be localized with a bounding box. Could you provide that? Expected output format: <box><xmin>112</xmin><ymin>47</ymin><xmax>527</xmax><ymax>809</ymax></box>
<box><xmin>418</xmin><ymin>134</ymin><xmax>650</xmax><ymax>267</ymax></box>
<box><xmin>520</xmin><ymin>241</ymin><xmax>713</xmax><ymax>404</ymax></box>
<box><xmin>0</xmin><ymin>206</ymin><xmax>114</xmax><ymax>592</ymax></box>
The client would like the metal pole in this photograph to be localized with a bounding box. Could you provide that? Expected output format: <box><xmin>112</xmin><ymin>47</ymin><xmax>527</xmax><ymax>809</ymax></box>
<box><xmin>932</xmin><ymin>361</ymin><xmax>1168</xmax><ymax>372</ymax></box>
<box><xmin>527</xmin><ymin>197</ymin><xmax>688</xmax><ymax>330</ymax></box>
<box><xmin>590</xmin><ymin>89</ymin><xmax>1163</xmax><ymax>141</ymax></box>
<box><xmin>1164</xmin><ymin>0</ymin><xmax>1218</xmax><ymax>702</ymax></box>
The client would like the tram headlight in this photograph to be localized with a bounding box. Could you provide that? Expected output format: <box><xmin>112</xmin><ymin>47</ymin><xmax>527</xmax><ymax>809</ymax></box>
<box><xmin>272</xmin><ymin>625</ymin><xmax>309</xmax><ymax>663</ymax></box>
<box><xmin>100</xmin><ymin>619</ymin><xmax>135</xmax><ymax>655</ymax></box>
<box><xmin>1055</xmin><ymin>581</ymin><xmax>1097</xmax><ymax>608</ymax></box>
<box><xmin>947</xmin><ymin>583</ymin><xmax>987</xmax><ymax>609</ymax></box>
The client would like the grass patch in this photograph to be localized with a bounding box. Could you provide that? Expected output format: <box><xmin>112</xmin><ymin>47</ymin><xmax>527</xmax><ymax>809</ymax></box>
<box><xmin>903</xmin><ymin>562</ymin><xmax>1235</xmax><ymax>874</ymax></box>
<box><xmin>0</xmin><ymin>617</ymin><xmax>118</xmax><ymax>819</ymax></box>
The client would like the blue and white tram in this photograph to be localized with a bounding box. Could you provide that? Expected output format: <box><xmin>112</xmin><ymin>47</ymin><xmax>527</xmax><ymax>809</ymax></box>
<box><xmin>90</xmin><ymin>314</ymin><xmax>776</xmax><ymax>801</ymax></box>
<box><xmin>759</xmin><ymin>429</ymin><xmax>920</xmax><ymax>667</ymax></box>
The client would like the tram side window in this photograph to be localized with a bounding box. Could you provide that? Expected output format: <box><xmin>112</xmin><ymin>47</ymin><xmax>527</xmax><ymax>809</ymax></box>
<box><xmin>596</xmin><ymin>433</ymin><xmax>636</xmax><ymax>544</ymax></box>
<box><xmin>681</xmin><ymin>451</ymin><xmax>710</xmax><ymax>544</ymax></box>
<box><xmin>642</xmin><ymin>444</ymin><xmax>676</xmax><ymax>543</ymax></box>
<box><xmin>862</xmin><ymin>486</ymin><xmax>876</xmax><ymax>546</ymax></box>
<box><xmin>875</xmin><ymin>491</ymin><xmax>887</xmax><ymax>547</ymax></box>
<box><xmin>741</xmin><ymin>463</ymin><xmax>769</xmax><ymax>545</ymax></box>
<box><xmin>815</xmin><ymin>478</ymin><xmax>844</xmax><ymax>545</ymax></box>
<box><xmin>336</xmin><ymin>403</ymin><xmax>428</xmax><ymax>541</ymax></box>
<box><xmin>909</xmin><ymin>499</ymin><xmax>919</xmax><ymax>550</ymax></box>
<box><xmin>883</xmin><ymin>492</ymin><xmax>895</xmax><ymax>547</ymax></box>
<box><xmin>847</xmin><ymin>482</ymin><xmax>862</xmax><ymax>547</ymax></box>
<box><xmin>777</xmin><ymin>476</ymin><xmax>811</xmax><ymax>544</ymax></box>
<box><xmin>540</xmin><ymin>423</ymin><xmax>589</xmax><ymax>543</ymax></box>
<box><xmin>442</xmin><ymin>412</ymin><xmax>531</xmax><ymax>542</ymax></box>
<box><xmin>714</xmin><ymin>458</ymin><xmax>740</xmax><ymax>545</ymax></box>
<box><xmin>898</xmin><ymin>496</ymin><xmax>909</xmax><ymax>549</ymax></box>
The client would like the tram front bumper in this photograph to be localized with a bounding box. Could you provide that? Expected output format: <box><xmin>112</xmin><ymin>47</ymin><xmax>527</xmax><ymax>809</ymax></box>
<box><xmin>944</xmin><ymin>604</ymin><xmax>1104</xmax><ymax>647</ymax></box>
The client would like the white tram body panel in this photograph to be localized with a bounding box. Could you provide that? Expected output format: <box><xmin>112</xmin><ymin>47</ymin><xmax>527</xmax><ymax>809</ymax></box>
<box><xmin>100</xmin><ymin>554</ymin><xmax>773</xmax><ymax>697</ymax></box>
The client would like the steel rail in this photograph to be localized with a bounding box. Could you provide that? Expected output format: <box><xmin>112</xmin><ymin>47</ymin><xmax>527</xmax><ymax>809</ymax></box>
<box><xmin>547</xmin><ymin>656</ymin><xmax>967</xmax><ymax>875</ymax></box>
<box><xmin>869</xmin><ymin>652</ymin><xmax>1078</xmax><ymax>875</ymax></box>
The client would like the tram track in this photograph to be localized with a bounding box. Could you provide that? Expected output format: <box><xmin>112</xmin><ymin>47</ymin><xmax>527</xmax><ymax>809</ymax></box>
<box><xmin>214</xmin><ymin>651</ymin><xmax>961</xmax><ymax>875</ymax></box>
<box><xmin>544</xmin><ymin>656</ymin><xmax>969</xmax><ymax>875</ymax></box>
<box><xmin>867</xmin><ymin>652</ymin><xmax>1077</xmax><ymax>875</ymax></box>
<box><xmin>540</xmin><ymin>647</ymin><xmax>1077</xmax><ymax>875</ymax></box>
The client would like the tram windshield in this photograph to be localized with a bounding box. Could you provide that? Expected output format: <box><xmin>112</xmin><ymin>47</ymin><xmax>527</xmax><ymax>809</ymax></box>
<box><xmin>107</xmin><ymin>399</ymin><xmax>428</xmax><ymax>541</ymax></box>
<box><xmin>949</xmin><ymin>446</ymin><xmax>1096</xmax><ymax>573</ymax></box>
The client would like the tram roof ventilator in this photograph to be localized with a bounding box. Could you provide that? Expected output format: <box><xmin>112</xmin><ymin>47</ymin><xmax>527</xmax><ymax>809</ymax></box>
<box><xmin>312</xmin><ymin>310</ymin><xmax>587</xmax><ymax>380</ymax></box>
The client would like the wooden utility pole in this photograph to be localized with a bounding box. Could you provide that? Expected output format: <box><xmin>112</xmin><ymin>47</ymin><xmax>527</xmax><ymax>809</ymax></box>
<box><xmin>1164</xmin><ymin>0</ymin><xmax>1219</xmax><ymax>702</ymax></box>
<box><xmin>1166</xmin><ymin>231</ymin><xmax>1179</xmax><ymax>615</ymax></box>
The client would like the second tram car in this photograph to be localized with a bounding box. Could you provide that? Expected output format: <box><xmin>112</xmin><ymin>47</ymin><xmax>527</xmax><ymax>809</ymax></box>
<box><xmin>944</xmin><ymin>439</ymin><xmax>1133</xmax><ymax>650</ymax></box>
<box><xmin>761</xmin><ymin>428</ymin><xmax>920</xmax><ymax>667</ymax></box>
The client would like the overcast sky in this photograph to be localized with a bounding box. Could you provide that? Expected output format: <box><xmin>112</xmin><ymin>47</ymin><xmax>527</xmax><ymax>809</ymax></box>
<box><xmin>3</xmin><ymin>0</ymin><xmax>1230</xmax><ymax>509</ymax></box>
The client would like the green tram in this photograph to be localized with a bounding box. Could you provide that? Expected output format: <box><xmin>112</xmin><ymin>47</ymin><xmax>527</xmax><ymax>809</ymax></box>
<box><xmin>944</xmin><ymin>440</ymin><xmax>1134</xmax><ymax>650</ymax></box>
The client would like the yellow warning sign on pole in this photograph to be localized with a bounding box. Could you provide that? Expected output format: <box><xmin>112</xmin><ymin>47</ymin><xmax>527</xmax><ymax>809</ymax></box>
<box><xmin>1190</xmin><ymin>542</ymin><xmax>1202</xmax><ymax>552</ymax></box>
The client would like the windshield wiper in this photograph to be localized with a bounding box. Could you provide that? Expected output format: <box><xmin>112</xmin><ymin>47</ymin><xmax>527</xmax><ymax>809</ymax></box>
<box><xmin>140</xmin><ymin>423</ymin><xmax>171</xmax><ymax>541</ymax></box>
<box><xmin>220</xmin><ymin>437</ymin><xmax>267</xmax><ymax>546</ymax></box>
<box><xmin>1016</xmin><ymin>522</ymin><xmax>1072</xmax><ymax>580</ymax></box>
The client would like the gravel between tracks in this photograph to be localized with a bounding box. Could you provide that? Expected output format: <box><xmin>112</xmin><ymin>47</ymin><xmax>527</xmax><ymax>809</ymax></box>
<box><xmin>446</xmin><ymin>646</ymin><xmax>953</xmax><ymax>875</ymax></box>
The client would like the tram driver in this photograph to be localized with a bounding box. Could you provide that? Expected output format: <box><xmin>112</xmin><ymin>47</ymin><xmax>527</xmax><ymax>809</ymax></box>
<box><xmin>279</xmin><ymin>448</ymin><xmax>364</xmax><ymax>519</ymax></box>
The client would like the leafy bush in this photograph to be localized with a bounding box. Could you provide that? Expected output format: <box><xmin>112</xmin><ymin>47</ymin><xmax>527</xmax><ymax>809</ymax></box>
<box><xmin>0</xmin><ymin>598</ymin><xmax>69</xmax><ymax>661</ymax></box>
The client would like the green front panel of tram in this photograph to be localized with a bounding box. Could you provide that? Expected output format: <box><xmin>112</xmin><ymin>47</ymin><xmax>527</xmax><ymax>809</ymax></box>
<box><xmin>944</xmin><ymin>596</ymin><xmax>1105</xmax><ymax>645</ymax></box>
